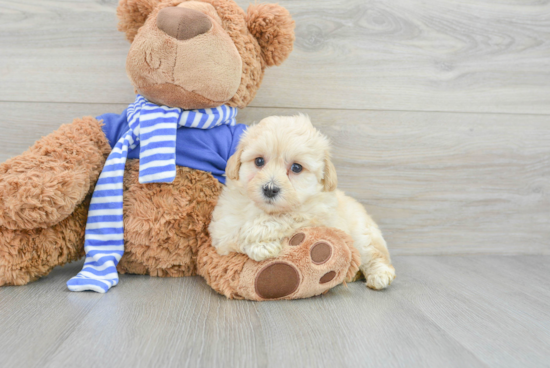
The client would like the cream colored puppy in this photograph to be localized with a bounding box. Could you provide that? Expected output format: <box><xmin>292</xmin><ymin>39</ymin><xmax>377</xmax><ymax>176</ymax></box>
<box><xmin>209</xmin><ymin>115</ymin><xmax>395</xmax><ymax>290</ymax></box>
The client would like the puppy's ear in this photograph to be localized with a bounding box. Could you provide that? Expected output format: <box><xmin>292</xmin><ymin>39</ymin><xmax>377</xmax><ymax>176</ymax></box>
<box><xmin>226</xmin><ymin>146</ymin><xmax>244</xmax><ymax>181</ymax></box>
<box><xmin>322</xmin><ymin>152</ymin><xmax>338</xmax><ymax>192</ymax></box>
<box><xmin>117</xmin><ymin>0</ymin><xmax>161</xmax><ymax>42</ymax></box>
<box><xmin>247</xmin><ymin>4</ymin><xmax>295</xmax><ymax>67</ymax></box>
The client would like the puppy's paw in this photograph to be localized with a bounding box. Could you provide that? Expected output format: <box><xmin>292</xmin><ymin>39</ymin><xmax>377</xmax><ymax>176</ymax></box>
<box><xmin>364</xmin><ymin>264</ymin><xmax>395</xmax><ymax>290</ymax></box>
<box><xmin>243</xmin><ymin>241</ymin><xmax>283</xmax><ymax>262</ymax></box>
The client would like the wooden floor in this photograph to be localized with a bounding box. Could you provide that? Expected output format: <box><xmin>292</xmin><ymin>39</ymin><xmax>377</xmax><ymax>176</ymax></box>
<box><xmin>0</xmin><ymin>256</ymin><xmax>549</xmax><ymax>368</ymax></box>
<box><xmin>1</xmin><ymin>1</ymin><xmax>549</xmax><ymax>367</ymax></box>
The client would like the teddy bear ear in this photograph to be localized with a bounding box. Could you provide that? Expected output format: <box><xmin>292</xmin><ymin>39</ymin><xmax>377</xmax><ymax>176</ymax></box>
<box><xmin>117</xmin><ymin>0</ymin><xmax>162</xmax><ymax>42</ymax></box>
<box><xmin>247</xmin><ymin>3</ymin><xmax>295</xmax><ymax>67</ymax></box>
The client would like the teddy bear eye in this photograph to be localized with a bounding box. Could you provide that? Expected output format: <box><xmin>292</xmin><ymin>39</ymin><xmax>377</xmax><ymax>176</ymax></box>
<box><xmin>291</xmin><ymin>163</ymin><xmax>303</xmax><ymax>173</ymax></box>
<box><xmin>254</xmin><ymin>157</ymin><xmax>265</xmax><ymax>167</ymax></box>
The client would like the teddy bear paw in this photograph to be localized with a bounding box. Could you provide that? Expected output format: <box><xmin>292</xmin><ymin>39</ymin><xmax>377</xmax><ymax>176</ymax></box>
<box><xmin>237</xmin><ymin>227</ymin><xmax>357</xmax><ymax>301</ymax></box>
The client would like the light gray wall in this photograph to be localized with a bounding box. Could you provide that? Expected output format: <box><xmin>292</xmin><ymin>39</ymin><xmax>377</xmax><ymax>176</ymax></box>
<box><xmin>1</xmin><ymin>0</ymin><xmax>548</xmax><ymax>255</ymax></box>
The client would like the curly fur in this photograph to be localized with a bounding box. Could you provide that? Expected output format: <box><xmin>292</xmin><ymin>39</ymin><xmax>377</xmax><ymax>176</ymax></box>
<box><xmin>246</xmin><ymin>3</ymin><xmax>295</xmax><ymax>66</ymax></box>
<box><xmin>0</xmin><ymin>117</ymin><xmax>110</xmax><ymax>230</ymax></box>
<box><xmin>0</xmin><ymin>198</ymin><xmax>89</xmax><ymax>286</ymax></box>
<box><xmin>117</xmin><ymin>0</ymin><xmax>162</xmax><ymax>42</ymax></box>
<box><xmin>196</xmin><ymin>240</ymin><xmax>248</xmax><ymax>299</ymax></box>
<box><xmin>118</xmin><ymin>161</ymin><xmax>222</xmax><ymax>277</ymax></box>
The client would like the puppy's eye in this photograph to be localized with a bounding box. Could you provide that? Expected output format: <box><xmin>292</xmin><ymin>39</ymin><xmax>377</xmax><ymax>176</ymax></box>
<box><xmin>291</xmin><ymin>163</ymin><xmax>303</xmax><ymax>173</ymax></box>
<box><xmin>254</xmin><ymin>157</ymin><xmax>265</xmax><ymax>167</ymax></box>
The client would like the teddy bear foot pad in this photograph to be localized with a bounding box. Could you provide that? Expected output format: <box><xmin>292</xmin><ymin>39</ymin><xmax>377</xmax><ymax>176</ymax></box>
<box><xmin>237</xmin><ymin>227</ymin><xmax>357</xmax><ymax>301</ymax></box>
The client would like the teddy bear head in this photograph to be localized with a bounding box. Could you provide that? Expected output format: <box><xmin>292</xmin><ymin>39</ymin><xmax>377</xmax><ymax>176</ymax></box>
<box><xmin>117</xmin><ymin>0</ymin><xmax>295</xmax><ymax>110</ymax></box>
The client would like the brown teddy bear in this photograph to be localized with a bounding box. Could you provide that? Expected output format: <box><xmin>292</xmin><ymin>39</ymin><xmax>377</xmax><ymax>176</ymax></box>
<box><xmin>0</xmin><ymin>0</ymin><xmax>360</xmax><ymax>300</ymax></box>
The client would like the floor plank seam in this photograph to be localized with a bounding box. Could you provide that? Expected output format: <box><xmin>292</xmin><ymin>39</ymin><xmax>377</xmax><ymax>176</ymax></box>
<box><xmin>399</xmin><ymin>294</ymin><xmax>492</xmax><ymax>368</ymax></box>
<box><xmin>2</xmin><ymin>99</ymin><xmax>550</xmax><ymax>117</ymax></box>
<box><xmin>393</xmin><ymin>253</ymin><xmax>550</xmax><ymax>257</ymax></box>
<box><xmin>33</xmin><ymin>295</ymin><xmax>105</xmax><ymax>368</ymax></box>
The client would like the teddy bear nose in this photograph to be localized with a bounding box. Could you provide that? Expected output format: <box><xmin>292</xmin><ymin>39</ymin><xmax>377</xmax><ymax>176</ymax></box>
<box><xmin>156</xmin><ymin>7</ymin><xmax>212</xmax><ymax>41</ymax></box>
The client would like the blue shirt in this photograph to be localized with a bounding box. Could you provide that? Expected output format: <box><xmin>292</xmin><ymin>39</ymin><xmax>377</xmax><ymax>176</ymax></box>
<box><xmin>97</xmin><ymin>109</ymin><xmax>247</xmax><ymax>184</ymax></box>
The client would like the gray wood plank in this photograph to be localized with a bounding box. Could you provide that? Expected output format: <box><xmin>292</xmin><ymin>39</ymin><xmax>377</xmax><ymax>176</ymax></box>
<box><xmin>2</xmin><ymin>102</ymin><xmax>548</xmax><ymax>255</ymax></box>
<box><xmin>253</xmin><ymin>283</ymin><xmax>486</xmax><ymax>368</ymax></box>
<box><xmin>2</xmin><ymin>256</ymin><xmax>548</xmax><ymax>368</ymax></box>
<box><xmin>1</xmin><ymin>0</ymin><xmax>550</xmax><ymax>114</ymax></box>
<box><xmin>39</xmin><ymin>259</ymin><xmax>487</xmax><ymax>368</ymax></box>
<box><xmin>393</xmin><ymin>256</ymin><xmax>550</xmax><ymax>367</ymax></box>
<box><xmin>0</xmin><ymin>263</ymin><xmax>102</xmax><ymax>368</ymax></box>
<box><xmin>434</xmin><ymin>256</ymin><xmax>550</xmax><ymax>332</ymax></box>
<box><xmin>39</xmin><ymin>264</ymin><xmax>268</xmax><ymax>368</ymax></box>
<box><xmin>253</xmin><ymin>255</ymin><xmax>550</xmax><ymax>368</ymax></box>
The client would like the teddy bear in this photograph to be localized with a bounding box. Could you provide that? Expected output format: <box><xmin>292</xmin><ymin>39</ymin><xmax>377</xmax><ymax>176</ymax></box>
<box><xmin>0</xmin><ymin>0</ymin><xmax>360</xmax><ymax>300</ymax></box>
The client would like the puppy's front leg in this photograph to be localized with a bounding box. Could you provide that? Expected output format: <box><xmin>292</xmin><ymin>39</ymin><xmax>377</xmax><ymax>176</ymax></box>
<box><xmin>241</xmin><ymin>240</ymin><xmax>283</xmax><ymax>262</ymax></box>
<box><xmin>358</xmin><ymin>233</ymin><xmax>396</xmax><ymax>290</ymax></box>
<box><xmin>339</xmin><ymin>194</ymin><xmax>396</xmax><ymax>290</ymax></box>
<box><xmin>238</xmin><ymin>218</ymin><xmax>294</xmax><ymax>262</ymax></box>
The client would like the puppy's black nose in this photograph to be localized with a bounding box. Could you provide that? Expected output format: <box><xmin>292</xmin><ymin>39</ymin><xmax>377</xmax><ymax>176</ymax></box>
<box><xmin>262</xmin><ymin>185</ymin><xmax>280</xmax><ymax>199</ymax></box>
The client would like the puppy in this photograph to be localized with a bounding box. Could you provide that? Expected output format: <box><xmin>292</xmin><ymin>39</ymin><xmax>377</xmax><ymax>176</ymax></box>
<box><xmin>209</xmin><ymin>115</ymin><xmax>395</xmax><ymax>290</ymax></box>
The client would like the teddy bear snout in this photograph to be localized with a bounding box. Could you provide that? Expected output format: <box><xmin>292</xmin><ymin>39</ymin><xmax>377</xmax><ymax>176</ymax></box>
<box><xmin>156</xmin><ymin>7</ymin><xmax>212</xmax><ymax>41</ymax></box>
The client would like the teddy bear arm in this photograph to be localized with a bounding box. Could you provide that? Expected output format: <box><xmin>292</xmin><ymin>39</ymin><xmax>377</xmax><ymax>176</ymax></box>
<box><xmin>0</xmin><ymin>116</ymin><xmax>111</xmax><ymax>230</ymax></box>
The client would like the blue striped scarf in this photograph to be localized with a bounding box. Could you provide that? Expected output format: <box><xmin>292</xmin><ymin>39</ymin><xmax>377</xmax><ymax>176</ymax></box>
<box><xmin>67</xmin><ymin>95</ymin><xmax>237</xmax><ymax>293</ymax></box>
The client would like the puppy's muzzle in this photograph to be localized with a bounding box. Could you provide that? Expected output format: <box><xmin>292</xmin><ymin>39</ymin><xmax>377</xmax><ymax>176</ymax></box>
<box><xmin>262</xmin><ymin>183</ymin><xmax>280</xmax><ymax>199</ymax></box>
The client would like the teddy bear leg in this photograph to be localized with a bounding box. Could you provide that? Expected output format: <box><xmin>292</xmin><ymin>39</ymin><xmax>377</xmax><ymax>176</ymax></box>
<box><xmin>0</xmin><ymin>116</ymin><xmax>111</xmax><ymax>230</ymax></box>
<box><xmin>197</xmin><ymin>227</ymin><xmax>361</xmax><ymax>301</ymax></box>
<box><xmin>0</xmin><ymin>197</ymin><xmax>89</xmax><ymax>286</ymax></box>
